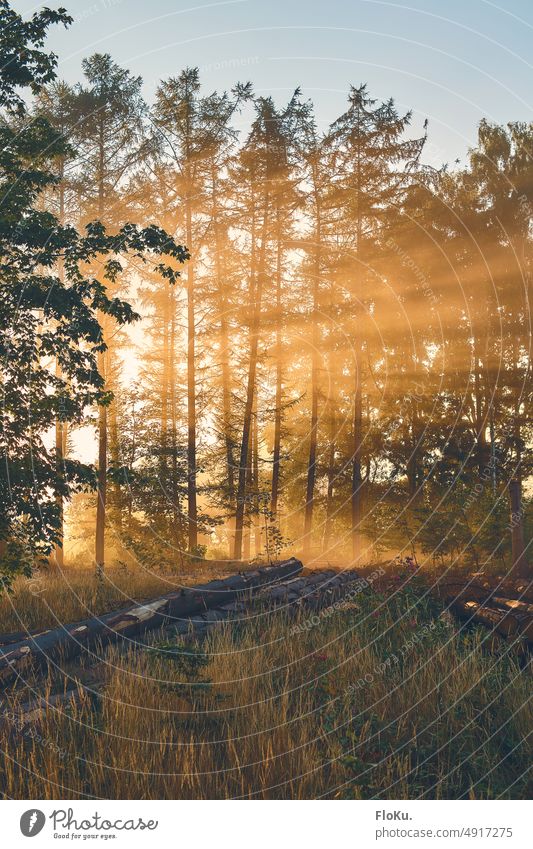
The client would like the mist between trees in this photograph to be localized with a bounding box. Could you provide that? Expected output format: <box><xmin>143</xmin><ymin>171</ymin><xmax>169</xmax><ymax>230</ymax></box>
<box><xmin>0</xmin><ymin>1</ymin><xmax>531</xmax><ymax>583</ymax></box>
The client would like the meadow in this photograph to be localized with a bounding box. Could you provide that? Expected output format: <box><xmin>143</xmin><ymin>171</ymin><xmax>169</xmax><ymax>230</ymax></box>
<box><xmin>0</xmin><ymin>568</ymin><xmax>530</xmax><ymax>800</ymax></box>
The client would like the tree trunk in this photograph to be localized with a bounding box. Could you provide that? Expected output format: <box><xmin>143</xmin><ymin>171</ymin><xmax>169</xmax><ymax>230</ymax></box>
<box><xmin>509</xmin><ymin>479</ymin><xmax>529</xmax><ymax>578</ymax></box>
<box><xmin>94</xmin><ymin>122</ymin><xmax>107</xmax><ymax>577</ymax></box>
<box><xmin>53</xmin><ymin>169</ymin><xmax>66</xmax><ymax>570</ymax></box>
<box><xmin>351</xmin><ymin>341</ymin><xmax>363</xmax><ymax>564</ymax></box>
<box><xmin>186</xmin><ymin>199</ymin><xmax>198</xmax><ymax>552</ymax></box>
<box><xmin>95</xmin><ymin>342</ymin><xmax>107</xmax><ymax>578</ymax></box>
<box><xmin>169</xmin><ymin>287</ymin><xmax>185</xmax><ymax>554</ymax></box>
<box><xmin>243</xmin><ymin>428</ymin><xmax>253</xmax><ymax>561</ymax></box>
<box><xmin>234</xmin><ymin>206</ymin><xmax>268</xmax><ymax>560</ymax></box>
<box><xmin>303</xmin><ymin>202</ymin><xmax>322</xmax><ymax>559</ymax></box>
<box><xmin>271</xmin><ymin>212</ymin><xmax>283</xmax><ymax>516</ymax></box>
<box><xmin>508</xmin><ymin>319</ymin><xmax>528</xmax><ymax>577</ymax></box>
<box><xmin>253</xmin><ymin>403</ymin><xmax>261</xmax><ymax>555</ymax></box>
<box><xmin>160</xmin><ymin>282</ymin><xmax>170</xmax><ymax>483</ymax></box>
<box><xmin>473</xmin><ymin>334</ymin><xmax>489</xmax><ymax>473</ymax></box>
<box><xmin>211</xmin><ymin>167</ymin><xmax>236</xmax><ymax>538</ymax></box>
<box><xmin>323</xmin><ymin>402</ymin><xmax>336</xmax><ymax>553</ymax></box>
<box><xmin>53</xmin><ymin>414</ymin><xmax>64</xmax><ymax>570</ymax></box>
<box><xmin>107</xmin><ymin>351</ymin><xmax>122</xmax><ymax>532</ymax></box>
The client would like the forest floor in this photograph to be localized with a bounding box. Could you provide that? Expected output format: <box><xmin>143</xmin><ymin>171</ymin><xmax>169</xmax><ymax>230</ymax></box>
<box><xmin>0</xmin><ymin>561</ymin><xmax>531</xmax><ymax>800</ymax></box>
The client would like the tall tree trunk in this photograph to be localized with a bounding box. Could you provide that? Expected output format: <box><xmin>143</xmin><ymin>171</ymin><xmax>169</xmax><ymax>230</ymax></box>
<box><xmin>94</xmin><ymin>122</ymin><xmax>107</xmax><ymax>576</ymax></box>
<box><xmin>243</xmin><ymin>424</ymin><xmax>253</xmax><ymax>561</ymax></box>
<box><xmin>509</xmin><ymin>318</ymin><xmax>528</xmax><ymax>577</ymax></box>
<box><xmin>169</xmin><ymin>286</ymin><xmax>185</xmax><ymax>555</ymax></box>
<box><xmin>53</xmin><ymin>163</ymin><xmax>66</xmax><ymax>570</ymax></box>
<box><xmin>351</xmin><ymin>340</ymin><xmax>363</xmax><ymax>564</ymax></box>
<box><xmin>186</xmin><ymin>199</ymin><xmax>198</xmax><ymax>552</ymax></box>
<box><xmin>323</xmin><ymin>400</ymin><xmax>336</xmax><ymax>553</ymax></box>
<box><xmin>127</xmin><ymin>395</ymin><xmax>137</xmax><ymax>532</ymax></box>
<box><xmin>160</xmin><ymin>283</ymin><xmax>170</xmax><ymax>482</ymax></box>
<box><xmin>406</xmin><ymin>362</ymin><xmax>420</xmax><ymax>499</ymax></box>
<box><xmin>233</xmin><ymin>203</ymin><xmax>268</xmax><ymax>560</ymax></box>
<box><xmin>303</xmin><ymin>204</ymin><xmax>322</xmax><ymax>559</ymax></box>
<box><xmin>219</xmin><ymin>293</ymin><xmax>235</xmax><ymax>557</ymax></box>
<box><xmin>95</xmin><ymin>337</ymin><xmax>107</xmax><ymax>578</ymax></box>
<box><xmin>509</xmin><ymin>480</ymin><xmax>529</xmax><ymax>577</ymax></box>
<box><xmin>271</xmin><ymin>211</ymin><xmax>283</xmax><ymax>516</ymax></box>
<box><xmin>473</xmin><ymin>332</ymin><xmax>489</xmax><ymax>473</ymax></box>
<box><xmin>211</xmin><ymin>172</ymin><xmax>236</xmax><ymax>555</ymax></box>
<box><xmin>253</xmin><ymin>403</ymin><xmax>261</xmax><ymax>555</ymax></box>
<box><xmin>53</xmin><ymin>410</ymin><xmax>64</xmax><ymax>570</ymax></box>
<box><xmin>351</xmin><ymin>130</ymin><xmax>365</xmax><ymax>565</ymax></box>
<box><xmin>107</xmin><ymin>351</ymin><xmax>122</xmax><ymax>532</ymax></box>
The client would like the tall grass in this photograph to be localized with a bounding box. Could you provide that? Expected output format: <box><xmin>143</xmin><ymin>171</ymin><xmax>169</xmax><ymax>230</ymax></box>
<box><xmin>1</xmin><ymin>579</ymin><xmax>530</xmax><ymax>799</ymax></box>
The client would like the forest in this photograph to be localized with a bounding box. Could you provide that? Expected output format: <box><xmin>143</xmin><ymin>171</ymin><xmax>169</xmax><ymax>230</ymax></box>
<box><xmin>2</xmin><ymin>10</ymin><xmax>532</xmax><ymax>579</ymax></box>
<box><xmin>0</xmin><ymin>0</ymin><xmax>531</xmax><ymax>802</ymax></box>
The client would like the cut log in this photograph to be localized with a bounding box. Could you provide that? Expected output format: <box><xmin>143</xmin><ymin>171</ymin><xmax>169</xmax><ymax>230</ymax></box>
<box><xmin>436</xmin><ymin>579</ymin><xmax>533</xmax><ymax>606</ymax></box>
<box><xmin>0</xmin><ymin>559</ymin><xmax>302</xmax><ymax>687</ymax></box>
<box><xmin>492</xmin><ymin>597</ymin><xmax>533</xmax><ymax>616</ymax></box>
<box><xmin>451</xmin><ymin>600</ymin><xmax>523</xmax><ymax>640</ymax></box>
<box><xmin>0</xmin><ymin>629</ymin><xmax>53</xmax><ymax>648</ymax></box>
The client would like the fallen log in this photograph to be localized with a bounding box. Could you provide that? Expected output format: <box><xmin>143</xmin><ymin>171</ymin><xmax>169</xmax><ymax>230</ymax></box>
<box><xmin>0</xmin><ymin>629</ymin><xmax>54</xmax><ymax>648</ymax></box>
<box><xmin>0</xmin><ymin>568</ymin><xmax>362</xmax><ymax>729</ymax></box>
<box><xmin>0</xmin><ymin>558</ymin><xmax>302</xmax><ymax>687</ymax></box>
<box><xmin>450</xmin><ymin>599</ymin><xmax>528</xmax><ymax>641</ymax></box>
<box><xmin>436</xmin><ymin>577</ymin><xmax>533</xmax><ymax>605</ymax></box>
<box><xmin>492</xmin><ymin>597</ymin><xmax>533</xmax><ymax>616</ymax></box>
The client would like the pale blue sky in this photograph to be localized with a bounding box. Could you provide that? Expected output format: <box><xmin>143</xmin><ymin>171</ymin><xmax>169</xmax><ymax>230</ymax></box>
<box><xmin>14</xmin><ymin>0</ymin><xmax>533</xmax><ymax>165</ymax></box>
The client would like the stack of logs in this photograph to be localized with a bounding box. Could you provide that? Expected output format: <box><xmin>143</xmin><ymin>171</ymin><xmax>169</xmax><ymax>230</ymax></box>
<box><xmin>0</xmin><ymin>559</ymin><xmax>368</xmax><ymax>729</ymax></box>
<box><xmin>0</xmin><ymin>559</ymin><xmax>370</xmax><ymax>689</ymax></box>
<box><xmin>1</xmin><ymin>560</ymin><xmax>531</xmax><ymax>730</ymax></box>
<box><xmin>435</xmin><ymin>576</ymin><xmax>533</xmax><ymax>646</ymax></box>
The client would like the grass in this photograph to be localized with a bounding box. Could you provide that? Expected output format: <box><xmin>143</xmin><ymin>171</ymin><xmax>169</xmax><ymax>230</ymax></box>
<box><xmin>0</xmin><ymin>573</ymin><xmax>531</xmax><ymax>799</ymax></box>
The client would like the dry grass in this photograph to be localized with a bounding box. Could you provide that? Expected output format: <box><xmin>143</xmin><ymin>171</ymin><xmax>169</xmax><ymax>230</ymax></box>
<box><xmin>0</xmin><ymin>575</ymin><xmax>531</xmax><ymax>800</ymax></box>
